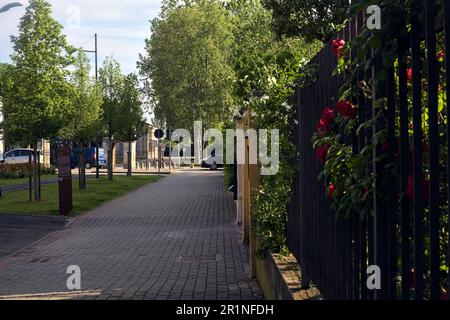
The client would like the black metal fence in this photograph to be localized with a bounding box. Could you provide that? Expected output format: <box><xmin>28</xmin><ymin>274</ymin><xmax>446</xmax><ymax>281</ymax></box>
<box><xmin>287</xmin><ymin>1</ymin><xmax>449</xmax><ymax>300</ymax></box>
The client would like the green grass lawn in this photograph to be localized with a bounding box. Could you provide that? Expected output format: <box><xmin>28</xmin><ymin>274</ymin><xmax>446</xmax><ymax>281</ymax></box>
<box><xmin>0</xmin><ymin>175</ymin><xmax>160</xmax><ymax>216</ymax></box>
<box><xmin>0</xmin><ymin>175</ymin><xmax>57</xmax><ymax>187</ymax></box>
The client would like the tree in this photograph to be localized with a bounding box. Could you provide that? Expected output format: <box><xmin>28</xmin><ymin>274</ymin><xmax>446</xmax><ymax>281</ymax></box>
<box><xmin>99</xmin><ymin>57</ymin><xmax>124</xmax><ymax>180</ymax></box>
<box><xmin>116</xmin><ymin>73</ymin><xmax>146</xmax><ymax>177</ymax></box>
<box><xmin>59</xmin><ymin>50</ymin><xmax>103</xmax><ymax>189</ymax></box>
<box><xmin>0</xmin><ymin>0</ymin><xmax>75</xmax><ymax>200</ymax></box>
<box><xmin>225</xmin><ymin>0</ymin><xmax>274</xmax><ymax>60</ymax></box>
<box><xmin>138</xmin><ymin>0</ymin><xmax>235</xmax><ymax>131</ymax></box>
<box><xmin>224</xmin><ymin>0</ymin><xmax>275</xmax><ymax>101</ymax></box>
<box><xmin>261</xmin><ymin>0</ymin><xmax>351</xmax><ymax>42</ymax></box>
<box><xmin>0</xmin><ymin>63</ymin><xmax>14</xmax><ymax>148</ymax></box>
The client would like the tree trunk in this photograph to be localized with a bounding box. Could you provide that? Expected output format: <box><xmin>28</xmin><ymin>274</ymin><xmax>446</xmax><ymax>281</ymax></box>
<box><xmin>37</xmin><ymin>150</ymin><xmax>41</xmax><ymax>199</ymax></box>
<box><xmin>95</xmin><ymin>139</ymin><xmax>100</xmax><ymax>179</ymax></box>
<box><xmin>78</xmin><ymin>143</ymin><xmax>86</xmax><ymax>190</ymax></box>
<box><xmin>127</xmin><ymin>135</ymin><xmax>132</xmax><ymax>177</ymax></box>
<box><xmin>33</xmin><ymin>144</ymin><xmax>39</xmax><ymax>201</ymax></box>
<box><xmin>108</xmin><ymin>136</ymin><xmax>113</xmax><ymax>181</ymax></box>
<box><xmin>28</xmin><ymin>151</ymin><xmax>32</xmax><ymax>202</ymax></box>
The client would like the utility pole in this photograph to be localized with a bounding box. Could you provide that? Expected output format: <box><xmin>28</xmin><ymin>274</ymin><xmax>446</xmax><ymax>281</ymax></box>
<box><xmin>82</xmin><ymin>33</ymin><xmax>100</xmax><ymax>178</ymax></box>
<box><xmin>94</xmin><ymin>34</ymin><xmax>99</xmax><ymax>179</ymax></box>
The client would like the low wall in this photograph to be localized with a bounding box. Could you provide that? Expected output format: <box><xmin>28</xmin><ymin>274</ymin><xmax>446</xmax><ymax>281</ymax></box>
<box><xmin>255</xmin><ymin>252</ymin><xmax>322</xmax><ymax>300</ymax></box>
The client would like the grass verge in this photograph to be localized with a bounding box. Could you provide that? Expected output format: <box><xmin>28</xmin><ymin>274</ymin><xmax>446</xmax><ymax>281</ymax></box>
<box><xmin>0</xmin><ymin>175</ymin><xmax>57</xmax><ymax>187</ymax></box>
<box><xmin>0</xmin><ymin>175</ymin><xmax>160</xmax><ymax>216</ymax></box>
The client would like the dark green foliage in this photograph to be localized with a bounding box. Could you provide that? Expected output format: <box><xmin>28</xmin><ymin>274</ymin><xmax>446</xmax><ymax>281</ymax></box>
<box><xmin>262</xmin><ymin>0</ymin><xmax>351</xmax><ymax>42</ymax></box>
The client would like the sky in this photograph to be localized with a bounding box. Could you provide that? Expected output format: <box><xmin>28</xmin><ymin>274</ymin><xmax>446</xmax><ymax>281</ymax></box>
<box><xmin>0</xmin><ymin>0</ymin><xmax>162</xmax><ymax>74</ymax></box>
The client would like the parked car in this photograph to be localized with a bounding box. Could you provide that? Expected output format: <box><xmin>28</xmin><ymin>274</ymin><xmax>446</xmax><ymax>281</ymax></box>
<box><xmin>71</xmin><ymin>147</ymin><xmax>106</xmax><ymax>169</ymax></box>
<box><xmin>3</xmin><ymin>148</ymin><xmax>43</xmax><ymax>164</ymax></box>
<box><xmin>0</xmin><ymin>153</ymin><xmax>4</xmax><ymax>164</ymax></box>
<box><xmin>201</xmin><ymin>155</ymin><xmax>223</xmax><ymax>170</ymax></box>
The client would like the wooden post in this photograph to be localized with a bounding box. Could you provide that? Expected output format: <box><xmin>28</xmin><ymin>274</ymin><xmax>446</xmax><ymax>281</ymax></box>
<box><xmin>249</xmin><ymin>160</ymin><xmax>260</xmax><ymax>278</ymax></box>
<box><xmin>236</xmin><ymin>117</ymin><xmax>244</xmax><ymax>228</ymax></box>
<box><xmin>242</xmin><ymin>111</ymin><xmax>251</xmax><ymax>245</ymax></box>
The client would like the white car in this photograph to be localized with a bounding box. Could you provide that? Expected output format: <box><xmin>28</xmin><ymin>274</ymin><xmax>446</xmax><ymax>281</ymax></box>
<box><xmin>3</xmin><ymin>148</ymin><xmax>43</xmax><ymax>164</ymax></box>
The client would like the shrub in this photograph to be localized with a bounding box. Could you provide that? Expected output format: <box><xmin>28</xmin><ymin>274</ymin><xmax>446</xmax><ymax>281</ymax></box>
<box><xmin>0</xmin><ymin>163</ymin><xmax>56</xmax><ymax>180</ymax></box>
<box><xmin>223</xmin><ymin>164</ymin><xmax>234</xmax><ymax>190</ymax></box>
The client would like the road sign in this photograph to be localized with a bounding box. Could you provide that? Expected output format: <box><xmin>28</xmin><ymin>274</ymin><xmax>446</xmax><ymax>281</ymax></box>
<box><xmin>154</xmin><ymin>129</ymin><xmax>164</xmax><ymax>139</ymax></box>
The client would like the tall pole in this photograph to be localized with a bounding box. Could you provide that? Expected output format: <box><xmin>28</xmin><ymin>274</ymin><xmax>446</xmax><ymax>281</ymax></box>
<box><xmin>94</xmin><ymin>33</ymin><xmax>100</xmax><ymax>179</ymax></box>
<box><xmin>81</xmin><ymin>34</ymin><xmax>100</xmax><ymax>179</ymax></box>
<box><xmin>168</xmin><ymin>128</ymin><xmax>172</xmax><ymax>171</ymax></box>
<box><xmin>158</xmin><ymin>139</ymin><xmax>161</xmax><ymax>177</ymax></box>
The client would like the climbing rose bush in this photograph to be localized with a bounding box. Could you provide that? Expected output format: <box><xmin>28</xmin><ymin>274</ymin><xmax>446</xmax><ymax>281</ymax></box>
<box><xmin>311</xmin><ymin>99</ymin><xmax>375</xmax><ymax>219</ymax></box>
<box><xmin>331</xmin><ymin>39</ymin><xmax>345</xmax><ymax>57</ymax></box>
<box><xmin>336</xmin><ymin>100</ymin><xmax>357</xmax><ymax>118</ymax></box>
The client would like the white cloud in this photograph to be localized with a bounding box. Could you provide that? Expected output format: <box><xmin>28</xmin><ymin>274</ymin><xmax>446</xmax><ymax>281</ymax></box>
<box><xmin>0</xmin><ymin>0</ymin><xmax>161</xmax><ymax>74</ymax></box>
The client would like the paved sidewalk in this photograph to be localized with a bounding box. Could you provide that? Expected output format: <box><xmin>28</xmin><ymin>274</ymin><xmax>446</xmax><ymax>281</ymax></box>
<box><xmin>0</xmin><ymin>214</ymin><xmax>67</xmax><ymax>259</ymax></box>
<box><xmin>0</xmin><ymin>171</ymin><xmax>261</xmax><ymax>300</ymax></box>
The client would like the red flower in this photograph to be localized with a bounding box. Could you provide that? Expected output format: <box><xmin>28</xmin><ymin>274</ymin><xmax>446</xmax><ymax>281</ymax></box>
<box><xmin>406</xmin><ymin>175</ymin><xmax>430</xmax><ymax>204</ymax></box>
<box><xmin>331</xmin><ymin>39</ymin><xmax>346</xmax><ymax>57</ymax></box>
<box><xmin>437</xmin><ymin>50</ymin><xmax>445</xmax><ymax>62</ymax></box>
<box><xmin>407</xmin><ymin>68</ymin><xmax>413</xmax><ymax>82</ymax></box>
<box><xmin>328</xmin><ymin>184</ymin><xmax>337</xmax><ymax>198</ymax></box>
<box><xmin>336</xmin><ymin>100</ymin><xmax>358</xmax><ymax>119</ymax></box>
<box><xmin>316</xmin><ymin>144</ymin><xmax>331</xmax><ymax>163</ymax></box>
<box><xmin>316</xmin><ymin>118</ymin><xmax>331</xmax><ymax>134</ymax></box>
<box><xmin>322</xmin><ymin>107</ymin><xmax>335</xmax><ymax>123</ymax></box>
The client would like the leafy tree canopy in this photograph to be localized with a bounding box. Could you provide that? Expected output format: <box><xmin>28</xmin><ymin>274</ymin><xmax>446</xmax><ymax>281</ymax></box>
<box><xmin>59</xmin><ymin>50</ymin><xmax>103</xmax><ymax>144</ymax></box>
<box><xmin>261</xmin><ymin>0</ymin><xmax>351</xmax><ymax>42</ymax></box>
<box><xmin>116</xmin><ymin>73</ymin><xmax>146</xmax><ymax>142</ymax></box>
<box><xmin>138</xmin><ymin>0</ymin><xmax>235</xmax><ymax>130</ymax></box>
<box><xmin>99</xmin><ymin>56</ymin><xmax>124</xmax><ymax>141</ymax></box>
<box><xmin>1</xmin><ymin>0</ymin><xmax>76</xmax><ymax>146</ymax></box>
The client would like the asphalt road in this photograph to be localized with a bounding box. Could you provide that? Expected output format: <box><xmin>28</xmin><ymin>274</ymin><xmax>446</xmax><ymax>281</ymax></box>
<box><xmin>1</xmin><ymin>178</ymin><xmax>59</xmax><ymax>193</ymax></box>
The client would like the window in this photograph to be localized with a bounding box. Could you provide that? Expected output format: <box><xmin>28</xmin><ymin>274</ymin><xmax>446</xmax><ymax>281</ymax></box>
<box><xmin>5</xmin><ymin>151</ymin><xmax>15</xmax><ymax>157</ymax></box>
<box><xmin>18</xmin><ymin>150</ymin><xmax>30</xmax><ymax>157</ymax></box>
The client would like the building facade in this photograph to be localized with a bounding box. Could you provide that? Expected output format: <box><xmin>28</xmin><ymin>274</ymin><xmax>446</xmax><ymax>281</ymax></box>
<box><xmin>114</xmin><ymin>124</ymin><xmax>160</xmax><ymax>169</ymax></box>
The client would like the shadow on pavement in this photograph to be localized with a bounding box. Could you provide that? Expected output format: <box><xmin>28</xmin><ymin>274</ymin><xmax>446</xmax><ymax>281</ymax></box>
<box><xmin>0</xmin><ymin>214</ymin><xmax>67</xmax><ymax>259</ymax></box>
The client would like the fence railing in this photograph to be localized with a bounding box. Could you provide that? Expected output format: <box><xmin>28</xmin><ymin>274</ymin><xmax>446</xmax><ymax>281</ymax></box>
<box><xmin>287</xmin><ymin>2</ymin><xmax>449</xmax><ymax>300</ymax></box>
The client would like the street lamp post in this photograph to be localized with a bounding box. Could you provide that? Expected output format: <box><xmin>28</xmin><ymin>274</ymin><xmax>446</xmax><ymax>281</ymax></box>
<box><xmin>0</xmin><ymin>2</ymin><xmax>22</xmax><ymax>14</ymax></box>
<box><xmin>81</xmin><ymin>33</ymin><xmax>100</xmax><ymax>179</ymax></box>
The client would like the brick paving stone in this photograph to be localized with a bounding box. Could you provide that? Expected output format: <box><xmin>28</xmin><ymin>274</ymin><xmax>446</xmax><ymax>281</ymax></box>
<box><xmin>0</xmin><ymin>171</ymin><xmax>262</xmax><ymax>300</ymax></box>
